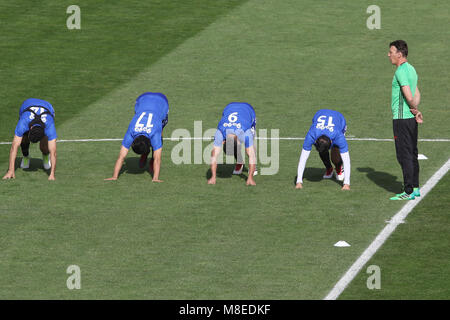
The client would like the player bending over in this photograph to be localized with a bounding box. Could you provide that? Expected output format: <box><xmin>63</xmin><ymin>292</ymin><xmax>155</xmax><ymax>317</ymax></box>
<box><xmin>3</xmin><ymin>98</ymin><xmax>57</xmax><ymax>181</ymax></box>
<box><xmin>295</xmin><ymin>109</ymin><xmax>350</xmax><ymax>190</ymax></box>
<box><xmin>105</xmin><ymin>92</ymin><xmax>169</xmax><ymax>182</ymax></box>
<box><xmin>208</xmin><ymin>102</ymin><xmax>257</xmax><ymax>186</ymax></box>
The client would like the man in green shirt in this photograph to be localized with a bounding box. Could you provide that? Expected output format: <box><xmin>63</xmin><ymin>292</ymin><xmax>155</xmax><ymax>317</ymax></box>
<box><xmin>388</xmin><ymin>40</ymin><xmax>423</xmax><ymax>200</ymax></box>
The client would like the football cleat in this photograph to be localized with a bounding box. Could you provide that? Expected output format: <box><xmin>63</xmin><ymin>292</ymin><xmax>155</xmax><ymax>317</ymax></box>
<box><xmin>43</xmin><ymin>154</ymin><xmax>51</xmax><ymax>170</ymax></box>
<box><xmin>139</xmin><ymin>153</ymin><xmax>148</xmax><ymax>168</ymax></box>
<box><xmin>20</xmin><ymin>156</ymin><xmax>30</xmax><ymax>169</ymax></box>
<box><xmin>335</xmin><ymin>166</ymin><xmax>344</xmax><ymax>181</ymax></box>
<box><xmin>390</xmin><ymin>192</ymin><xmax>415</xmax><ymax>200</ymax></box>
<box><xmin>233</xmin><ymin>163</ymin><xmax>244</xmax><ymax>175</ymax></box>
<box><xmin>323</xmin><ymin>167</ymin><xmax>333</xmax><ymax>179</ymax></box>
<box><xmin>413</xmin><ymin>188</ymin><xmax>420</xmax><ymax>197</ymax></box>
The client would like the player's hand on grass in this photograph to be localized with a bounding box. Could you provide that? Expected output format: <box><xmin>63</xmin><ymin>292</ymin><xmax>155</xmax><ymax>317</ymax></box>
<box><xmin>152</xmin><ymin>179</ymin><xmax>163</xmax><ymax>183</ymax></box>
<box><xmin>104</xmin><ymin>177</ymin><xmax>117</xmax><ymax>181</ymax></box>
<box><xmin>415</xmin><ymin>111</ymin><xmax>423</xmax><ymax>124</ymax></box>
<box><xmin>295</xmin><ymin>183</ymin><xmax>303</xmax><ymax>189</ymax></box>
<box><xmin>2</xmin><ymin>171</ymin><xmax>15</xmax><ymax>180</ymax></box>
<box><xmin>246</xmin><ymin>177</ymin><xmax>256</xmax><ymax>186</ymax></box>
<box><xmin>48</xmin><ymin>174</ymin><xmax>55</xmax><ymax>181</ymax></box>
<box><xmin>207</xmin><ymin>177</ymin><xmax>216</xmax><ymax>185</ymax></box>
<box><xmin>342</xmin><ymin>184</ymin><xmax>350</xmax><ymax>190</ymax></box>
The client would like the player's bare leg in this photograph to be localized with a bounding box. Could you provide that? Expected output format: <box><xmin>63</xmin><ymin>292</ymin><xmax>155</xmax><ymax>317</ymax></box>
<box><xmin>39</xmin><ymin>136</ymin><xmax>51</xmax><ymax>170</ymax></box>
<box><xmin>331</xmin><ymin>146</ymin><xmax>344</xmax><ymax>181</ymax></box>
<box><xmin>224</xmin><ymin>135</ymin><xmax>244</xmax><ymax>175</ymax></box>
<box><xmin>319</xmin><ymin>149</ymin><xmax>333</xmax><ymax>178</ymax></box>
<box><xmin>139</xmin><ymin>152</ymin><xmax>149</xmax><ymax>168</ymax></box>
<box><xmin>233</xmin><ymin>142</ymin><xmax>244</xmax><ymax>175</ymax></box>
<box><xmin>148</xmin><ymin>148</ymin><xmax>154</xmax><ymax>174</ymax></box>
<box><xmin>20</xmin><ymin>134</ymin><xmax>31</xmax><ymax>169</ymax></box>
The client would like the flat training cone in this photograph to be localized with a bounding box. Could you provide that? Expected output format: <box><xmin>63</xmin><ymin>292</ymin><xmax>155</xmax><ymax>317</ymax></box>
<box><xmin>334</xmin><ymin>241</ymin><xmax>351</xmax><ymax>247</ymax></box>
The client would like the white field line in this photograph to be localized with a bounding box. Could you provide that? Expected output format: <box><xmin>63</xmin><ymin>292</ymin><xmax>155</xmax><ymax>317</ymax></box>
<box><xmin>324</xmin><ymin>157</ymin><xmax>450</xmax><ymax>300</ymax></box>
<box><xmin>1</xmin><ymin>137</ymin><xmax>449</xmax><ymax>144</ymax></box>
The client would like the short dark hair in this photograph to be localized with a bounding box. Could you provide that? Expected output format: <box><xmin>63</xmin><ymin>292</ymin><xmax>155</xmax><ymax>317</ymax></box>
<box><xmin>27</xmin><ymin>116</ymin><xmax>46</xmax><ymax>143</ymax></box>
<box><xmin>28</xmin><ymin>125</ymin><xmax>45</xmax><ymax>143</ymax></box>
<box><xmin>389</xmin><ymin>40</ymin><xmax>408</xmax><ymax>57</ymax></box>
<box><xmin>314</xmin><ymin>135</ymin><xmax>331</xmax><ymax>153</ymax></box>
<box><xmin>131</xmin><ymin>135</ymin><xmax>151</xmax><ymax>155</ymax></box>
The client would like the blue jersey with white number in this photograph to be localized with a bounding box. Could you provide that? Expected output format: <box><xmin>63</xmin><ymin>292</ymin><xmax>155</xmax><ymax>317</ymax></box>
<box><xmin>15</xmin><ymin>98</ymin><xmax>57</xmax><ymax>140</ymax></box>
<box><xmin>134</xmin><ymin>92</ymin><xmax>169</xmax><ymax>116</ymax></box>
<box><xmin>303</xmin><ymin>109</ymin><xmax>348</xmax><ymax>152</ymax></box>
<box><xmin>214</xmin><ymin>102</ymin><xmax>256</xmax><ymax>148</ymax></box>
<box><xmin>122</xmin><ymin>93</ymin><xmax>169</xmax><ymax>151</ymax></box>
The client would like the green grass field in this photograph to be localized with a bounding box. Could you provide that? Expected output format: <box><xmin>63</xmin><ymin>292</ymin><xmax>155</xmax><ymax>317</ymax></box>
<box><xmin>0</xmin><ymin>0</ymin><xmax>449</xmax><ymax>299</ymax></box>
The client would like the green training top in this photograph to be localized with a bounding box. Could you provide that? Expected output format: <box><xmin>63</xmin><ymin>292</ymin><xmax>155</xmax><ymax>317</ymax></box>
<box><xmin>391</xmin><ymin>62</ymin><xmax>417</xmax><ymax>119</ymax></box>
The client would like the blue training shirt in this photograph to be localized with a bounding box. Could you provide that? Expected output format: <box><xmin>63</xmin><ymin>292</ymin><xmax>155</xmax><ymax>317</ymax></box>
<box><xmin>122</xmin><ymin>92</ymin><xmax>169</xmax><ymax>151</ymax></box>
<box><xmin>213</xmin><ymin>102</ymin><xmax>256</xmax><ymax>148</ymax></box>
<box><xmin>302</xmin><ymin>109</ymin><xmax>348</xmax><ymax>153</ymax></box>
<box><xmin>15</xmin><ymin>98</ymin><xmax>57</xmax><ymax>141</ymax></box>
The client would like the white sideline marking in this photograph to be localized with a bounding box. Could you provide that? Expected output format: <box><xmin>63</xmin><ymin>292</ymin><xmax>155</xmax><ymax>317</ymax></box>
<box><xmin>324</xmin><ymin>157</ymin><xmax>450</xmax><ymax>300</ymax></box>
<box><xmin>1</xmin><ymin>137</ymin><xmax>449</xmax><ymax>145</ymax></box>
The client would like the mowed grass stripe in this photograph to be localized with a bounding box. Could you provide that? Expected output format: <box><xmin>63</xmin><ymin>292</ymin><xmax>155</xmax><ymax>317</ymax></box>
<box><xmin>55</xmin><ymin>0</ymin><xmax>450</xmax><ymax>142</ymax></box>
<box><xmin>0</xmin><ymin>0</ymin><xmax>248</xmax><ymax>141</ymax></box>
